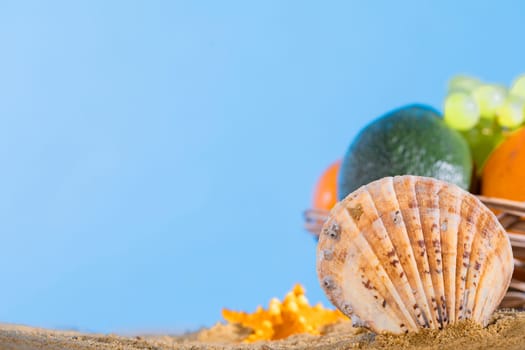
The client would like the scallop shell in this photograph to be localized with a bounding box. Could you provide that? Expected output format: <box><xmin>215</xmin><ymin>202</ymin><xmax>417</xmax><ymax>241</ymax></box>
<box><xmin>317</xmin><ymin>175</ymin><xmax>513</xmax><ymax>334</ymax></box>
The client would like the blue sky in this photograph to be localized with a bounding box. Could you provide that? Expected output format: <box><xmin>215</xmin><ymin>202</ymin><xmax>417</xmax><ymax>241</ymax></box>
<box><xmin>0</xmin><ymin>1</ymin><xmax>524</xmax><ymax>333</ymax></box>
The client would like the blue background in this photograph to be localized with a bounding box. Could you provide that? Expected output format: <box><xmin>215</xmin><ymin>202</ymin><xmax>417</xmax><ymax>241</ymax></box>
<box><xmin>0</xmin><ymin>1</ymin><xmax>524</xmax><ymax>333</ymax></box>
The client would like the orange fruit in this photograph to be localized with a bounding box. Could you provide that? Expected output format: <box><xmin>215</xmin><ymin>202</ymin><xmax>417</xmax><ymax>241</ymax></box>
<box><xmin>312</xmin><ymin>160</ymin><xmax>341</xmax><ymax>211</ymax></box>
<box><xmin>481</xmin><ymin>127</ymin><xmax>525</xmax><ymax>201</ymax></box>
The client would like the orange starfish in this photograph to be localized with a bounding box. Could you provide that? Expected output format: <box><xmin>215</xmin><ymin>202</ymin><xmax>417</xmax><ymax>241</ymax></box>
<box><xmin>222</xmin><ymin>284</ymin><xmax>348</xmax><ymax>342</ymax></box>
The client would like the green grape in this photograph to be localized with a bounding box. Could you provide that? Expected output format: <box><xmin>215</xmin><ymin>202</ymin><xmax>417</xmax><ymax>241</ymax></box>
<box><xmin>510</xmin><ymin>74</ymin><xmax>525</xmax><ymax>98</ymax></box>
<box><xmin>496</xmin><ymin>95</ymin><xmax>525</xmax><ymax>128</ymax></box>
<box><xmin>472</xmin><ymin>84</ymin><xmax>506</xmax><ymax>119</ymax></box>
<box><xmin>448</xmin><ymin>75</ymin><xmax>481</xmax><ymax>93</ymax></box>
<box><xmin>444</xmin><ymin>92</ymin><xmax>480</xmax><ymax>131</ymax></box>
<box><xmin>461</xmin><ymin>119</ymin><xmax>504</xmax><ymax>175</ymax></box>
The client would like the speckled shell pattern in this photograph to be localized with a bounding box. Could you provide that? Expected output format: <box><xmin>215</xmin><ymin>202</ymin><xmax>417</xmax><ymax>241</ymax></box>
<box><xmin>317</xmin><ymin>175</ymin><xmax>513</xmax><ymax>334</ymax></box>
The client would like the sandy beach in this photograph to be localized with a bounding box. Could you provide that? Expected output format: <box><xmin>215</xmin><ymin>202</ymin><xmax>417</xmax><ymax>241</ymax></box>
<box><xmin>1</xmin><ymin>310</ymin><xmax>524</xmax><ymax>350</ymax></box>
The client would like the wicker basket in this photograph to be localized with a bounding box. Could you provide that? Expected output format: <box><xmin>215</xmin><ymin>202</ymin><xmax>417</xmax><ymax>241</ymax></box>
<box><xmin>304</xmin><ymin>195</ymin><xmax>525</xmax><ymax>308</ymax></box>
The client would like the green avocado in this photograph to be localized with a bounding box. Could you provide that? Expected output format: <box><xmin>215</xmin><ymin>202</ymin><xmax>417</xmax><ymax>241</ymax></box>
<box><xmin>338</xmin><ymin>104</ymin><xmax>473</xmax><ymax>200</ymax></box>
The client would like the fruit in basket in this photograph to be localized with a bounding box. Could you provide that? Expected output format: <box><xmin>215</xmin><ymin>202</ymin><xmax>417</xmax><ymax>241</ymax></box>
<box><xmin>496</xmin><ymin>95</ymin><xmax>525</xmax><ymax>128</ymax></box>
<box><xmin>510</xmin><ymin>74</ymin><xmax>525</xmax><ymax>98</ymax></box>
<box><xmin>448</xmin><ymin>75</ymin><xmax>481</xmax><ymax>93</ymax></box>
<box><xmin>481</xmin><ymin>127</ymin><xmax>525</xmax><ymax>201</ymax></box>
<box><xmin>442</xmin><ymin>74</ymin><xmax>525</xmax><ymax>174</ymax></box>
<box><xmin>472</xmin><ymin>84</ymin><xmax>506</xmax><ymax>119</ymax></box>
<box><xmin>318</xmin><ymin>175</ymin><xmax>513</xmax><ymax>334</ymax></box>
<box><xmin>338</xmin><ymin>104</ymin><xmax>472</xmax><ymax>199</ymax></box>
<box><xmin>312</xmin><ymin>160</ymin><xmax>341</xmax><ymax>211</ymax></box>
<box><xmin>444</xmin><ymin>92</ymin><xmax>480</xmax><ymax>130</ymax></box>
<box><xmin>460</xmin><ymin>119</ymin><xmax>505</xmax><ymax>175</ymax></box>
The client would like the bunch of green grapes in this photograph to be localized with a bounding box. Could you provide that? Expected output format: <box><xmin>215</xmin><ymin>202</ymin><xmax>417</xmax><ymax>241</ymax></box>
<box><xmin>444</xmin><ymin>74</ymin><xmax>525</xmax><ymax>174</ymax></box>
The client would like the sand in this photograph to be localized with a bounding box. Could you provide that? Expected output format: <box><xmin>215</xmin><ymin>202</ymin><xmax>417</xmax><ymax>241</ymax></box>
<box><xmin>1</xmin><ymin>310</ymin><xmax>524</xmax><ymax>350</ymax></box>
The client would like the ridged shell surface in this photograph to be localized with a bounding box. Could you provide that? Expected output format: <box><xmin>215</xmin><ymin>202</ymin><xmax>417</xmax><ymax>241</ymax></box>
<box><xmin>317</xmin><ymin>175</ymin><xmax>513</xmax><ymax>334</ymax></box>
